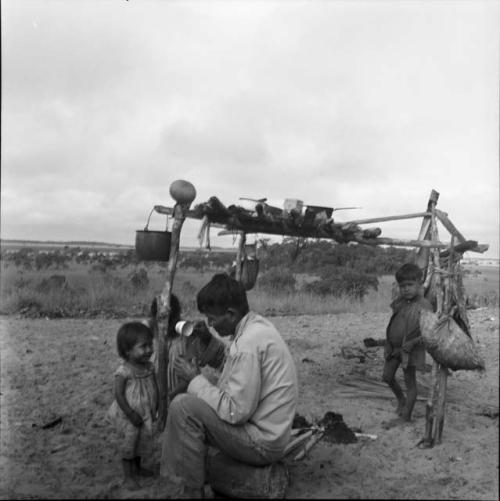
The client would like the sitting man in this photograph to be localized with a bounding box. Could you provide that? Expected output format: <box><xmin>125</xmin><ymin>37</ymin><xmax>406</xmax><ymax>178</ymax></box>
<box><xmin>159</xmin><ymin>273</ymin><xmax>299</xmax><ymax>498</ymax></box>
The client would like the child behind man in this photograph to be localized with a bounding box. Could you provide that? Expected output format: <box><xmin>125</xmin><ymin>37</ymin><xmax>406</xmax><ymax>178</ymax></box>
<box><xmin>383</xmin><ymin>263</ymin><xmax>433</xmax><ymax>422</ymax></box>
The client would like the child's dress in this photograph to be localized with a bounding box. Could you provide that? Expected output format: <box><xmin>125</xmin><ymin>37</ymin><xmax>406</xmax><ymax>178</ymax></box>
<box><xmin>107</xmin><ymin>361</ymin><xmax>158</xmax><ymax>459</ymax></box>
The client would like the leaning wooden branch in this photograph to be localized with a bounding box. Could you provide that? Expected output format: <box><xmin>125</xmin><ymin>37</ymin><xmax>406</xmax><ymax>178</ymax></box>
<box><xmin>435</xmin><ymin>210</ymin><xmax>488</xmax><ymax>254</ymax></box>
<box><xmin>343</xmin><ymin>212</ymin><xmax>431</xmax><ymax>225</ymax></box>
<box><xmin>351</xmin><ymin>236</ymin><xmax>448</xmax><ymax>249</ymax></box>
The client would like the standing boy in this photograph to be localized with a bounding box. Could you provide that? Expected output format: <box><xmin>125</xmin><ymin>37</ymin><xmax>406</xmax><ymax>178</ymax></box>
<box><xmin>383</xmin><ymin>263</ymin><xmax>433</xmax><ymax>422</ymax></box>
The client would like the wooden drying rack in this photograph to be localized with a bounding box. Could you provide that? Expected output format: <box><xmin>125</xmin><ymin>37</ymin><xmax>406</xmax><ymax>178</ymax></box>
<box><xmin>151</xmin><ymin>183</ymin><xmax>488</xmax><ymax>447</ymax></box>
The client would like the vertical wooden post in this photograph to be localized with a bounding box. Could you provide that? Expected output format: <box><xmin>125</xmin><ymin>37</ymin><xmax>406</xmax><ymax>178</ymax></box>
<box><xmin>434</xmin><ymin>235</ymin><xmax>454</xmax><ymax>444</ymax></box>
<box><xmin>420</xmin><ymin>197</ymin><xmax>455</xmax><ymax>447</ymax></box>
<box><xmin>156</xmin><ymin>181</ymin><xmax>196</xmax><ymax>432</ymax></box>
<box><xmin>428</xmin><ymin>203</ymin><xmax>445</xmax><ymax>445</ymax></box>
<box><xmin>235</xmin><ymin>231</ymin><xmax>246</xmax><ymax>281</ymax></box>
<box><xmin>419</xmin><ymin>190</ymin><xmax>440</xmax><ymax>448</ymax></box>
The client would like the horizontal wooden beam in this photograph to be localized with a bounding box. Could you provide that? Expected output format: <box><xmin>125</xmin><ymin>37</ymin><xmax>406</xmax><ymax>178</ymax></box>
<box><xmin>154</xmin><ymin>206</ymin><xmax>230</xmax><ymax>229</ymax></box>
<box><xmin>154</xmin><ymin>205</ymin><xmax>174</xmax><ymax>215</ymax></box>
<box><xmin>154</xmin><ymin>203</ymin><xmax>489</xmax><ymax>252</ymax></box>
<box><xmin>468</xmin><ymin>243</ymin><xmax>489</xmax><ymax>254</ymax></box>
<box><xmin>156</xmin><ymin>205</ymin><xmax>432</xmax><ymax>227</ymax></box>
<box><xmin>218</xmin><ymin>230</ymin><xmax>245</xmax><ymax>237</ymax></box>
<box><xmin>352</xmin><ymin>236</ymin><xmax>449</xmax><ymax>249</ymax></box>
<box><xmin>439</xmin><ymin>240</ymin><xmax>478</xmax><ymax>258</ymax></box>
<box><xmin>341</xmin><ymin>212</ymin><xmax>431</xmax><ymax>225</ymax></box>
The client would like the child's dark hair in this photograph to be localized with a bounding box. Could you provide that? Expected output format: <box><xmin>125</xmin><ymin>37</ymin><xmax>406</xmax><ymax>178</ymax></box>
<box><xmin>116</xmin><ymin>322</ymin><xmax>153</xmax><ymax>360</ymax></box>
<box><xmin>149</xmin><ymin>293</ymin><xmax>182</xmax><ymax>337</ymax></box>
<box><xmin>197</xmin><ymin>273</ymin><xmax>249</xmax><ymax>315</ymax></box>
<box><xmin>395</xmin><ymin>263</ymin><xmax>423</xmax><ymax>283</ymax></box>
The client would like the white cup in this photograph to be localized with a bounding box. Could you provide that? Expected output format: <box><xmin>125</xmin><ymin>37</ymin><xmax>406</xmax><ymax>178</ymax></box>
<box><xmin>175</xmin><ymin>320</ymin><xmax>194</xmax><ymax>337</ymax></box>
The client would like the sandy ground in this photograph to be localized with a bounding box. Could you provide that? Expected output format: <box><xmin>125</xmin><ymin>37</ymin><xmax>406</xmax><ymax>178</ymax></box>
<box><xmin>0</xmin><ymin>308</ymin><xmax>498</xmax><ymax>499</ymax></box>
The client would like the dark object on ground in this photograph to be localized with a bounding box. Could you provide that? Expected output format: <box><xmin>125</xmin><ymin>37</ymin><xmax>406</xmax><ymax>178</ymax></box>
<box><xmin>292</xmin><ymin>413</ymin><xmax>312</xmax><ymax>429</ymax></box>
<box><xmin>41</xmin><ymin>417</ymin><xmax>63</xmax><ymax>429</ymax></box>
<box><xmin>341</xmin><ymin>346</ymin><xmax>366</xmax><ymax>363</ymax></box>
<box><xmin>317</xmin><ymin>412</ymin><xmax>357</xmax><ymax>444</ymax></box>
<box><xmin>363</xmin><ymin>337</ymin><xmax>385</xmax><ymax>348</ymax></box>
<box><xmin>475</xmin><ymin>406</ymin><xmax>499</xmax><ymax>418</ymax></box>
<box><xmin>206</xmin><ymin>448</ymin><xmax>288</xmax><ymax>499</ymax></box>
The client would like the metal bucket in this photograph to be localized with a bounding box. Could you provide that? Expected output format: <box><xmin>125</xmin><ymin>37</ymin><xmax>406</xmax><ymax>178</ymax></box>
<box><xmin>135</xmin><ymin>230</ymin><xmax>171</xmax><ymax>261</ymax></box>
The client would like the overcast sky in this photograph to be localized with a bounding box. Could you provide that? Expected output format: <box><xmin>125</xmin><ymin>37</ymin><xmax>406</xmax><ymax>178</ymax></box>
<box><xmin>1</xmin><ymin>0</ymin><xmax>499</xmax><ymax>258</ymax></box>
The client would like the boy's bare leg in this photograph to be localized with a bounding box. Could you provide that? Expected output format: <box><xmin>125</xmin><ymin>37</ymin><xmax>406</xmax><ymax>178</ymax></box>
<box><xmin>382</xmin><ymin>357</ymin><xmax>406</xmax><ymax>415</ymax></box>
<box><xmin>402</xmin><ymin>366</ymin><xmax>417</xmax><ymax>421</ymax></box>
<box><xmin>122</xmin><ymin>458</ymin><xmax>140</xmax><ymax>490</ymax></box>
<box><xmin>134</xmin><ymin>456</ymin><xmax>154</xmax><ymax>477</ymax></box>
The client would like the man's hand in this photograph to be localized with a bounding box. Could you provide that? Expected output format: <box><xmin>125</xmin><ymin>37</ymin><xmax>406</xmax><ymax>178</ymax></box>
<box><xmin>384</xmin><ymin>343</ymin><xmax>393</xmax><ymax>361</ymax></box>
<box><xmin>386</xmin><ymin>347</ymin><xmax>402</xmax><ymax>360</ymax></box>
<box><xmin>173</xmin><ymin>356</ymin><xmax>200</xmax><ymax>384</ymax></box>
<box><xmin>402</xmin><ymin>340</ymin><xmax>415</xmax><ymax>353</ymax></box>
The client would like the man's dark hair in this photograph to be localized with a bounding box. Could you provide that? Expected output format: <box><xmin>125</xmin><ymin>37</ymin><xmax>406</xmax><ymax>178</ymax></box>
<box><xmin>197</xmin><ymin>273</ymin><xmax>249</xmax><ymax>315</ymax></box>
<box><xmin>395</xmin><ymin>263</ymin><xmax>423</xmax><ymax>283</ymax></box>
<box><xmin>116</xmin><ymin>321</ymin><xmax>153</xmax><ymax>359</ymax></box>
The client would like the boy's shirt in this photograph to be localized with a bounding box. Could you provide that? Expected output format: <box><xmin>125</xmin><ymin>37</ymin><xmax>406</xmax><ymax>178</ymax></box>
<box><xmin>386</xmin><ymin>295</ymin><xmax>433</xmax><ymax>370</ymax></box>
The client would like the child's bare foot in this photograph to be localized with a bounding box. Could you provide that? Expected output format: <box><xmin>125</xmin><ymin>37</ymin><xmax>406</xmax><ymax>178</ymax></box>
<box><xmin>396</xmin><ymin>398</ymin><xmax>407</xmax><ymax>416</ymax></box>
<box><xmin>123</xmin><ymin>477</ymin><xmax>141</xmax><ymax>490</ymax></box>
<box><xmin>401</xmin><ymin>409</ymin><xmax>412</xmax><ymax>421</ymax></box>
<box><xmin>382</xmin><ymin>417</ymin><xmax>412</xmax><ymax>429</ymax></box>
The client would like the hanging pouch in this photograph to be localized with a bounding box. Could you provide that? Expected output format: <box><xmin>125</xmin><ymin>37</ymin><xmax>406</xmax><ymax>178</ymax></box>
<box><xmin>419</xmin><ymin>310</ymin><xmax>485</xmax><ymax>371</ymax></box>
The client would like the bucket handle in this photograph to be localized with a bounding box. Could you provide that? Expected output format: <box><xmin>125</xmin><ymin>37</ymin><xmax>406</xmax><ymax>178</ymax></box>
<box><xmin>144</xmin><ymin>207</ymin><xmax>169</xmax><ymax>231</ymax></box>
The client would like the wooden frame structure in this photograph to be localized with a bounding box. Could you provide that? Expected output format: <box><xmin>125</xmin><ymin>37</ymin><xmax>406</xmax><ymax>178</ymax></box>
<box><xmin>149</xmin><ymin>182</ymin><xmax>488</xmax><ymax>445</ymax></box>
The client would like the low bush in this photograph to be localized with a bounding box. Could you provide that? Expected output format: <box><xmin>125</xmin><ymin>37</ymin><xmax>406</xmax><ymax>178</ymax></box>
<box><xmin>303</xmin><ymin>267</ymin><xmax>379</xmax><ymax>300</ymax></box>
<box><xmin>128</xmin><ymin>268</ymin><xmax>149</xmax><ymax>289</ymax></box>
<box><xmin>1</xmin><ymin>252</ymin><xmax>496</xmax><ymax>318</ymax></box>
<box><xmin>258</xmin><ymin>266</ymin><xmax>297</xmax><ymax>292</ymax></box>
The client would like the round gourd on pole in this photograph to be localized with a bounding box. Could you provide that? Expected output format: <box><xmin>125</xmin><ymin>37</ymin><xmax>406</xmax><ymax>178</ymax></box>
<box><xmin>169</xmin><ymin>179</ymin><xmax>196</xmax><ymax>205</ymax></box>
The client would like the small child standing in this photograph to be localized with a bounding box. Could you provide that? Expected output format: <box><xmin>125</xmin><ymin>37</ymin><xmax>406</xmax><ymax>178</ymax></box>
<box><xmin>383</xmin><ymin>263</ymin><xmax>433</xmax><ymax>422</ymax></box>
<box><xmin>107</xmin><ymin>322</ymin><xmax>158</xmax><ymax>490</ymax></box>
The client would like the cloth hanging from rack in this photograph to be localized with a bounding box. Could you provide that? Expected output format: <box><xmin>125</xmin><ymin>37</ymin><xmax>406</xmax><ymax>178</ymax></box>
<box><xmin>198</xmin><ymin>215</ymin><xmax>211</xmax><ymax>249</ymax></box>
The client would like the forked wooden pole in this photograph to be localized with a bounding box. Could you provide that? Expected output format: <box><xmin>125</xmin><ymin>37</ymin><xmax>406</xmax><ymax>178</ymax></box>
<box><xmin>418</xmin><ymin>190</ymin><xmax>440</xmax><ymax>448</ymax></box>
<box><xmin>428</xmin><ymin>206</ymin><xmax>444</xmax><ymax>445</ymax></box>
<box><xmin>156</xmin><ymin>181</ymin><xmax>196</xmax><ymax>432</ymax></box>
<box><xmin>434</xmin><ymin>235</ymin><xmax>455</xmax><ymax>444</ymax></box>
<box><xmin>420</xmin><ymin>199</ymin><xmax>452</xmax><ymax>448</ymax></box>
<box><xmin>235</xmin><ymin>231</ymin><xmax>246</xmax><ymax>281</ymax></box>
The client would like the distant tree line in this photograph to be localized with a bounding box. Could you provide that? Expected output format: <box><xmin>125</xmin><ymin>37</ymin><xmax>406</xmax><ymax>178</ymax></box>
<box><xmin>260</xmin><ymin>239</ymin><xmax>415</xmax><ymax>274</ymax></box>
<box><xmin>257</xmin><ymin>240</ymin><xmax>416</xmax><ymax>299</ymax></box>
<box><xmin>1</xmin><ymin>240</ymin><xmax>415</xmax><ymax>300</ymax></box>
<box><xmin>0</xmin><ymin>247</ymin><xmax>136</xmax><ymax>270</ymax></box>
